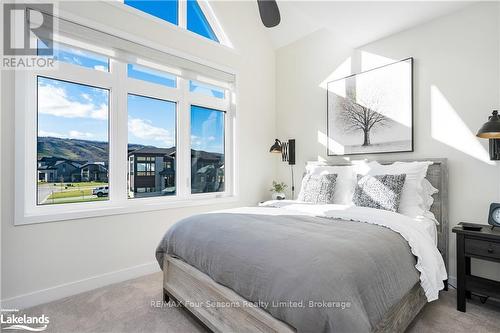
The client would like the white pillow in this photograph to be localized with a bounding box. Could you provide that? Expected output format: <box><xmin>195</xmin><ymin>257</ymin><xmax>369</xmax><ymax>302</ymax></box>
<box><xmin>420</xmin><ymin>178</ymin><xmax>440</xmax><ymax>225</ymax></box>
<box><xmin>421</xmin><ymin>178</ymin><xmax>438</xmax><ymax>211</ymax></box>
<box><xmin>305</xmin><ymin>161</ymin><xmax>371</xmax><ymax>205</ymax></box>
<box><xmin>365</xmin><ymin>161</ymin><xmax>433</xmax><ymax>218</ymax></box>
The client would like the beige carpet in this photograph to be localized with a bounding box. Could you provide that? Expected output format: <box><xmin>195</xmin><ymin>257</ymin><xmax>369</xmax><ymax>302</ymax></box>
<box><xmin>19</xmin><ymin>272</ymin><xmax>500</xmax><ymax>333</ymax></box>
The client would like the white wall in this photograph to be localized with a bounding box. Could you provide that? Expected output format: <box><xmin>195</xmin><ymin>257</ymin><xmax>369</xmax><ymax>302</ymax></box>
<box><xmin>276</xmin><ymin>2</ymin><xmax>500</xmax><ymax>281</ymax></box>
<box><xmin>0</xmin><ymin>1</ymin><xmax>276</xmax><ymax>308</ymax></box>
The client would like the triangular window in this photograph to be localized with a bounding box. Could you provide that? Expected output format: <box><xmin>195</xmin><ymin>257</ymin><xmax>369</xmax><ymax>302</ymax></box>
<box><xmin>123</xmin><ymin>0</ymin><xmax>224</xmax><ymax>44</ymax></box>
<box><xmin>187</xmin><ymin>0</ymin><xmax>219</xmax><ymax>42</ymax></box>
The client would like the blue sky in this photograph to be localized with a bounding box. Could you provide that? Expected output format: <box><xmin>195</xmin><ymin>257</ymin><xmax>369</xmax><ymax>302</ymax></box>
<box><xmin>125</xmin><ymin>0</ymin><xmax>178</xmax><ymax>25</ymax></box>
<box><xmin>186</xmin><ymin>0</ymin><xmax>219</xmax><ymax>42</ymax></box>
<box><xmin>38</xmin><ymin>35</ymin><xmax>224</xmax><ymax>154</ymax></box>
<box><xmin>191</xmin><ymin>106</ymin><xmax>224</xmax><ymax>154</ymax></box>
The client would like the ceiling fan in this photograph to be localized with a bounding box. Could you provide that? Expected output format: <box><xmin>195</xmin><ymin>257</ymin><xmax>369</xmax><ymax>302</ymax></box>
<box><xmin>257</xmin><ymin>0</ymin><xmax>281</xmax><ymax>28</ymax></box>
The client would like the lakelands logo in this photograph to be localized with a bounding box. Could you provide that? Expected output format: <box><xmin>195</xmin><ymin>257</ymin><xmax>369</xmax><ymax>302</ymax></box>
<box><xmin>1</xmin><ymin>309</ymin><xmax>49</xmax><ymax>331</ymax></box>
<box><xmin>2</xmin><ymin>3</ymin><xmax>55</xmax><ymax>69</ymax></box>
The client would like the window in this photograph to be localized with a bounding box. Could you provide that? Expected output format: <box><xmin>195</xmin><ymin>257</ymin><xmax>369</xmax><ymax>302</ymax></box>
<box><xmin>16</xmin><ymin>16</ymin><xmax>234</xmax><ymax>224</ymax></box>
<box><xmin>37</xmin><ymin>77</ymin><xmax>109</xmax><ymax>205</ymax></box>
<box><xmin>187</xmin><ymin>0</ymin><xmax>219</xmax><ymax>42</ymax></box>
<box><xmin>124</xmin><ymin>0</ymin><xmax>178</xmax><ymax>25</ymax></box>
<box><xmin>127</xmin><ymin>64</ymin><xmax>177</xmax><ymax>88</ymax></box>
<box><xmin>39</xmin><ymin>41</ymin><xmax>109</xmax><ymax>72</ymax></box>
<box><xmin>190</xmin><ymin>105</ymin><xmax>225</xmax><ymax>193</ymax></box>
<box><xmin>190</xmin><ymin>80</ymin><xmax>225</xmax><ymax>99</ymax></box>
<box><xmin>122</xmin><ymin>0</ymin><xmax>224</xmax><ymax>44</ymax></box>
<box><xmin>127</xmin><ymin>94</ymin><xmax>177</xmax><ymax>198</ymax></box>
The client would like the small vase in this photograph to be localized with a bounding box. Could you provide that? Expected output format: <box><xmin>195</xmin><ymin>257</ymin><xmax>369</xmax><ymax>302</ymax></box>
<box><xmin>272</xmin><ymin>192</ymin><xmax>286</xmax><ymax>200</ymax></box>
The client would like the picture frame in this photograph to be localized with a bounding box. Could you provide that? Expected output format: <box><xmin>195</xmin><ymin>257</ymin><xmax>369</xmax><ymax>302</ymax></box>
<box><xmin>327</xmin><ymin>57</ymin><xmax>413</xmax><ymax>156</ymax></box>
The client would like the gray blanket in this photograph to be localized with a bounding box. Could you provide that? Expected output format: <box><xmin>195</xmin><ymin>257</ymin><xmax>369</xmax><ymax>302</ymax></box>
<box><xmin>156</xmin><ymin>213</ymin><xmax>419</xmax><ymax>333</ymax></box>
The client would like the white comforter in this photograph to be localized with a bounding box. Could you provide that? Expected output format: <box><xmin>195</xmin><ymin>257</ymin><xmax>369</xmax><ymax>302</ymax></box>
<box><xmin>218</xmin><ymin>201</ymin><xmax>447</xmax><ymax>302</ymax></box>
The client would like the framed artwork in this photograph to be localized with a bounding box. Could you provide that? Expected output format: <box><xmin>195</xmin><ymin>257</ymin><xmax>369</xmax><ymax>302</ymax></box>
<box><xmin>327</xmin><ymin>57</ymin><xmax>413</xmax><ymax>156</ymax></box>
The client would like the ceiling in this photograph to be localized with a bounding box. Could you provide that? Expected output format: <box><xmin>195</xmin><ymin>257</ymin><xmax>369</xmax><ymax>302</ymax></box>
<box><xmin>266</xmin><ymin>1</ymin><xmax>476</xmax><ymax>49</ymax></box>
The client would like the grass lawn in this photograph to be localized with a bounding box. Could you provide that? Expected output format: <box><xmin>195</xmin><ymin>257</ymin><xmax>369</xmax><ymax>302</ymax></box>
<box><xmin>48</xmin><ymin>189</ymin><xmax>92</xmax><ymax>199</ymax></box>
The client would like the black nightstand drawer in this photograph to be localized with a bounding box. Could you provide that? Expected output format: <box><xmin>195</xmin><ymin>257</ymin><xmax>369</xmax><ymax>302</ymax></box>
<box><xmin>465</xmin><ymin>238</ymin><xmax>500</xmax><ymax>260</ymax></box>
<box><xmin>453</xmin><ymin>223</ymin><xmax>500</xmax><ymax>312</ymax></box>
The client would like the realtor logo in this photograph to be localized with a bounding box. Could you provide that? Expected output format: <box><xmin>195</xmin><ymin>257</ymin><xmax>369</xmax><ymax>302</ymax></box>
<box><xmin>0</xmin><ymin>309</ymin><xmax>50</xmax><ymax>332</ymax></box>
<box><xmin>3</xmin><ymin>3</ymin><xmax>53</xmax><ymax>56</ymax></box>
<box><xmin>2</xmin><ymin>3</ymin><xmax>55</xmax><ymax>69</ymax></box>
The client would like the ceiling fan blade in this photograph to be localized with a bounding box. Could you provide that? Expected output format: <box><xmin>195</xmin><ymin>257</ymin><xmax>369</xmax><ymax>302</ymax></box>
<box><xmin>257</xmin><ymin>0</ymin><xmax>281</xmax><ymax>28</ymax></box>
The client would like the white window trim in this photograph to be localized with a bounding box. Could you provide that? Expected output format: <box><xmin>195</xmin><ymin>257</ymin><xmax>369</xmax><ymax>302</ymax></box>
<box><xmin>14</xmin><ymin>20</ymin><xmax>238</xmax><ymax>226</ymax></box>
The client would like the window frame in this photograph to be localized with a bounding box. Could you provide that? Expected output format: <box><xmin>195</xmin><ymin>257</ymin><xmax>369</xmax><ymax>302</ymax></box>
<box><xmin>15</xmin><ymin>34</ymin><xmax>236</xmax><ymax>225</ymax></box>
<box><xmin>111</xmin><ymin>0</ymin><xmax>231</xmax><ymax>47</ymax></box>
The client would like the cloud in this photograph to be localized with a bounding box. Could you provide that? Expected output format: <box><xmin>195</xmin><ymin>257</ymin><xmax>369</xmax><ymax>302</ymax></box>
<box><xmin>128</xmin><ymin>117</ymin><xmax>174</xmax><ymax>147</ymax></box>
<box><xmin>38</xmin><ymin>82</ymin><xmax>108</xmax><ymax>120</ymax></box>
<box><xmin>201</xmin><ymin>111</ymin><xmax>220</xmax><ymax>136</ymax></box>
<box><xmin>191</xmin><ymin>135</ymin><xmax>202</xmax><ymax>147</ymax></box>
<box><xmin>81</xmin><ymin>93</ymin><xmax>92</xmax><ymax>102</ymax></box>
<box><xmin>68</xmin><ymin>131</ymin><xmax>95</xmax><ymax>139</ymax></box>
<box><xmin>59</xmin><ymin>54</ymin><xmax>82</xmax><ymax>65</ymax></box>
<box><xmin>39</xmin><ymin>130</ymin><xmax>65</xmax><ymax>137</ymax></box>
<box><xmin>38</xmin><ymin>130</ymin><xmax>96</xmax><ymax>140</ymax></box>
<box><xmin>190</xmin><ymin>134</ymin><xmax>223</xmax><ymax>153</ymax></box>
<box><xmin>94</xmin><ymin>65</ymin><xmax>107</xmax><ymax>72</ymax></box>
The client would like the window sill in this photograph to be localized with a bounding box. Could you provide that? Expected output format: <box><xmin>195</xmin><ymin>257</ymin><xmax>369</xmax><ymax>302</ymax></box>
<box><xmin>16</xmin><ymin>195</ymin><xmax>239</xmax><ymax>226</ymax></box>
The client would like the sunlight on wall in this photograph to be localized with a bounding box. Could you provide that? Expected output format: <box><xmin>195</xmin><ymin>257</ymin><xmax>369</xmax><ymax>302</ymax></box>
<box><xmin>360</xmin><ymin>51</ymin><xmax>395</xmax><ymax>71</ymax></box>
<box><xmin>328</xmin><ymin>78</ymin><xmax>346</xmax><ymax>98</ymax></box>
<box><xmin>318</xmin><ymin>130</ymin><xmax>345</xmax><ymax>155</ymax></box>
<box><xmin>431</xmin><ymin>85</ymin><xmax>494</xmax><ymax>165</ymax></box>
<box><xmin>319</xmin><ymin>57</ymin><xmax>351</xmax><ymax>90</ymax></box>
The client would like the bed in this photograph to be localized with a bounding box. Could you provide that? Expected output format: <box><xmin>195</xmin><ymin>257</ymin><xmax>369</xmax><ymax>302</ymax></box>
<box><xmin>156</xmin><ymin>159</ymin><xmax>449</xmax><ymax>333</ymax></box>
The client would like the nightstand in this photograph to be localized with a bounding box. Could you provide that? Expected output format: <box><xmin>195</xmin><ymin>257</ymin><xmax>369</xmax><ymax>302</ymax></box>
<box><xmin>452</xmin><ymin>223</ymin><xmax>500</xmax><ymax>312</ymax></box>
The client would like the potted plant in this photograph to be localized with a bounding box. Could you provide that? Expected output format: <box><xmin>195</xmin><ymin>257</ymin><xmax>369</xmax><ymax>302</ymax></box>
<box><xmin>270</xmin><ymin>181</ymin><xmax>288</xmax><ymax>200</ymax></box>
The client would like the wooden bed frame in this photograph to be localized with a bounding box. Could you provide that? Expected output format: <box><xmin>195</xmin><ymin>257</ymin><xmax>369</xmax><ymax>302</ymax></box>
<box><xmin>162</xmin><ymin>159</ymin><xmax>449</xmax><ymax>333</ymax></box>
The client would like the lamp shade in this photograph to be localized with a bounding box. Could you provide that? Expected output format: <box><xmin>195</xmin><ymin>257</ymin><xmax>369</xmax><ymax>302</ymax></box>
<box><xmin>269</xmin><ymin>139</ymin><xmax>282</xmax><ymax>153</ymax></box>
<box><xmin>477</xmin><ymin>110</ymin><xmax>500</xmax><ymax>139</ymax></box>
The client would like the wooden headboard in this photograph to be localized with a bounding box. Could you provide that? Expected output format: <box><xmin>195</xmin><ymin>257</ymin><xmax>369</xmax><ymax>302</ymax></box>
<box><xmin>306</xmin><ymin>158</ymin><xmax>449</xmax><ymax>272</ymax></box>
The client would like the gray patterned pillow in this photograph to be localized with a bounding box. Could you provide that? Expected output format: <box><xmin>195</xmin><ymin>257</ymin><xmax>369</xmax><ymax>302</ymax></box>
<box><xmin>298</xmin><ymin>174</ymin><xmax>338</xmax><ymax>204</ymax></box>
<box><xmin>353</xmin><ymin>174</ymin><xmax>406</xmax><ymax>212</ymax></box>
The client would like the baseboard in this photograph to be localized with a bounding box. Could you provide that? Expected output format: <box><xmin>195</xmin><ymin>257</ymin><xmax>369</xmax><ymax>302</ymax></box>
<box><xmin>1</xmin><ymin>261</ymin><xmax>160</xmax><ymax>309</ymax></box>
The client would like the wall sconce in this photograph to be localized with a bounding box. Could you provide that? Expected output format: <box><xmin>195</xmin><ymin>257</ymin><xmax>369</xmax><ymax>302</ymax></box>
<box><xmin>477</xmin><ymin>110</ymin><xmax>500</xmax><ymax>160</ymax></box>
<box><xmin>269</xmin><ymin>139</ymin><xmax>296</xmax><ymax>199</ymax></box>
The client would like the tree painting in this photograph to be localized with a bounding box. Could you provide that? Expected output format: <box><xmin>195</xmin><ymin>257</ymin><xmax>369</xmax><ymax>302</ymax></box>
<box><xmin>340</xmin><ymin>94</ymin><xmax>387</xmax><ymax>146</ymax></box>
<box><xmin>326</xmin><ymin>57</ymin><xmax>413</xmax><ymax>156</ymax></box>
